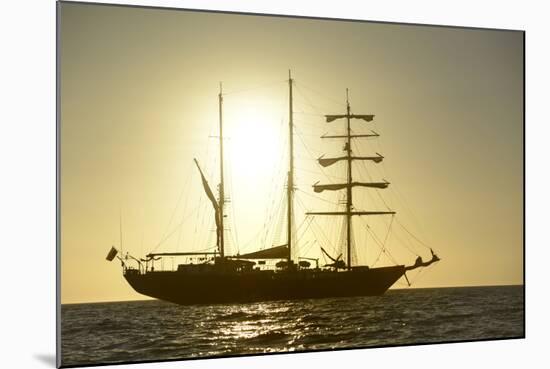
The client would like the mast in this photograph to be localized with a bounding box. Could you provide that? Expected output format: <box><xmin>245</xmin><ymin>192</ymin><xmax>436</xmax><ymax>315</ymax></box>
<box><xmin>218</xmin><ymin>83</ymin><xmax>225</xmax><ymax>259</ymax></box>
<box><xmin>287</xmin><ymin>70</ymin><xmax>294</xmax><ymax>265</ymax></box>
<box><xmin>345</xmin><ymin>89</ymin><xmax>352</xmax><ymax>270</ymax></box>
<box><xmin>306</xmin><ymin>89</ymin><xmax>395</xmax><ymax>269</ymax></box>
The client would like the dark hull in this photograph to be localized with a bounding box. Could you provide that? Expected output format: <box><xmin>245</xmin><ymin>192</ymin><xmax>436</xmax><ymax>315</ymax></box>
<box><xmin>124</xmin><ymin>265</ymin><xmax>406</xmax><ymax>305</ymax></box>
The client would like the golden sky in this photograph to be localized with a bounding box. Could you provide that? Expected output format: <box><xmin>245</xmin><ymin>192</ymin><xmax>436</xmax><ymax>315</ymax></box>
<box><xmin>60</xmin><ymin>2</ymin><xmax>523</xmax><ymax>303</ymax></box>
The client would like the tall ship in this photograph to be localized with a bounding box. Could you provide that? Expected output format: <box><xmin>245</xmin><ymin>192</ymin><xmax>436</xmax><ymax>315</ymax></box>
<box><xmin>106</xmin><ymin>72</ymin><xmax>440</xmax><ymax>305</ymax></box>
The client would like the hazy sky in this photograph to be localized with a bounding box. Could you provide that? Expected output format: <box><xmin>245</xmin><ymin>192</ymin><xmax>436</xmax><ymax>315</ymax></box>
<box><xmin>60</xmin><ymin>2</ymin><xmax>523</xmax><ymax>303</ymax></box>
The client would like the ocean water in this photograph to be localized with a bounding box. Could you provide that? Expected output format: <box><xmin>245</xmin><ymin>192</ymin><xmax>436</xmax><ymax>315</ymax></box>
<box><xmin>60</xmin><ymin>286</ymin><xmax>524</xmax><ymax>367</ymax></box>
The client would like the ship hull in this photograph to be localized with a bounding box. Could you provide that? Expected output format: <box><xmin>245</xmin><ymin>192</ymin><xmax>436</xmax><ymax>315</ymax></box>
<box><xmin>124</xmin><ymin>265</ymin><xmax>406</xmax><ymax>305</ymax></box>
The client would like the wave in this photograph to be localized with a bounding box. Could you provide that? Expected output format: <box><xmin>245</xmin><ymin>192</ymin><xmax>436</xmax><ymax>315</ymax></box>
<box><xmin>210</xmin><ymin>311</ymin><xmax>269</xmax><ymax>322</ymax></box>
<box><xmin>244</xmin><ymin>331</ymin><xmax>291</xmax><ymax>345</ymax></box>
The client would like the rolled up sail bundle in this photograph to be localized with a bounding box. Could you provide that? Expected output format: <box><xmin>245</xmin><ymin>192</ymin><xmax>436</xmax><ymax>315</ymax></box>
<box><xmin>318</xmin><ymin>153</ymin><xmax>384</xmax><ymax>167</ymax></box>
<box><xmin>325</xmin><ymin>114</ymin><xmax>375</xmax><ymax>123</ymax></box>
<box><xmin>313</xmin><ymin>180</ymin><xmax>390</xmax><ymax>193</ymax></box>
<box><xmin>193</xmin><ymin>158</ymin><xmax>222</xmax><ymax>249</ymax></box>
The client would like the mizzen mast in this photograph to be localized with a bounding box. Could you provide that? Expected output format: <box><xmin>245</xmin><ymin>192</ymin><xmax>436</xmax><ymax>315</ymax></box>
<box><xmin>307</xmin><ymin>89</ymin><xmax>395</xmax><ymax>269</ymax></box>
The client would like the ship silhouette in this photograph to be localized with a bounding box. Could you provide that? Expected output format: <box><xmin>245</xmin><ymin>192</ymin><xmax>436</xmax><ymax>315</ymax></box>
<box><xmin>107</xmin><ymin>71</ymin><xmax>440</xmax><ymax>305</ymax></box>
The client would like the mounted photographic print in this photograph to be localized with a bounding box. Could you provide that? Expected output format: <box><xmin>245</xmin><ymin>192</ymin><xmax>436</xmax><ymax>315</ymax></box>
<box><xmin>57</xmin><ymin>1</ymin><xmax>524</xmax><ymax>367</ymax></box>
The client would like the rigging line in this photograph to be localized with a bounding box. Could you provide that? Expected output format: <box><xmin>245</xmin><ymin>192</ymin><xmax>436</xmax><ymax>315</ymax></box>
<box><xmin>344</xmin><ymin>172</ymin><xmax>406</xmax><ymax>262</ymax></box>
<box><xmin>296</xmin><ymin>188</ymin><xmax>341</xmax><ymax>206</ymax></box>
<box><xmin>205</xmin><ymin>220</ymin><xmax>216</xmax><ymax>252</ymax></box>
<box><xmin>295</xmin><ymin>166</ymin><xmax>347</xmax><ymax>181</ymax></box>
<box><xmin>156</xmin><ymin>165</ymin><xmax>193</xmax><ymax>250</ymax></box>
<box><xmin>355</xmin><ymin>190</ymin><xmax>420</xmax><ymax>258</ymax></box>
<box><xmin>373</xmin><ymin>121</ymin><xmax>429</xmax><ymax>242</ymax></box>
<box><xmin>300</xmin><ymin>238</ymin><xmax>318</xmax><ymax>257</ymax></box>
<box><xmin>308</xmin><ymin>219</ymin><xmax>334</xmax><ymax>255</ymax></box>
<box><xmin>294</xmin><ymin>111</ymin><xmax>326</xmax><ymax>117</ymax></box>
<box><xmin>293</xmin><ymin>116</ymin><xmax>329</xmax><ymax>127</ymax></box>
<box><xmin>151</xmin><ymin>203</ymin><xmax>203</xmax><ymax>252</ymax></box>
<box><xmin>262</xmin><ymin>194</ymin><xmax>285</xmax><ymax>250</ymax></box>
<box><xmin>351</xmin><ymin>158</ymin><xmax>391</xmax><ymax>216</ymax></box>
<box><xmin>408</xmin><ymin>266</ymin><xmax>425</xmax><ymax>286</ymax></box>
<box><xmin>222</xmin><ymin>79</ymin><xmax>285</xmax><ymax>96</ymax></box>
<box><xmin>290</xmin><ymin>130</ymin><xmax>325</xmax><ymax>138</ymax></box>
<box><xmin>390</xmin><ymin>183</ymin><xmax>429</xmax><ymax>242</ymax></box>
<box><xmin>372</xmin><ymin>122</ymin><xmax>391</xmax><ymax>179</ymax></box>
<box><xmin>351</xmin><ymin>194</ymin><xmax>411</xmax><ymax>254</ymax></box>
<box><xmin>296</xmin><ymin>217</ymin><xmax>315</xmax><ymax>244</ymax></box>
<box><xmin>297</xmin><ymin>240</ymin><xmax>311</xmax><ymax>256</ymax></box>
<box><xmin>294</xmin><ymin>84</ymin><xmax>341</xmax><ymax>119</ymax></box>
<box><xmin>295</xmin><ymin>214</ymin><xmax>316</xmax><ymax>242</ymax></box>
<box><xmin>176</xmin><ymin>216</ymin><xmax>184</xmax><ymax>253</ymax></box>
<box><xmin>192</xmin><ymin>120</ymin><xmax>216</xmax><ymax>251</ymax></box>
<box><xmin>358</xmin><ymin>217</ymin><xmax>386</xmax><ymax>251</ymax></box>
<box><xmin>239</xmin><ymin>226</ymin><xmax>268</xmax><ymax>252</ymax></box>
<box><xmin>294</xmin><ymin>132</ymin><xmax>327</xmax><ymax>154</ymax></box>
<box><xmin>293</xmin><ymin>90</ymin><xmax>333</xmax><ymax>115</ymax></box>
<box><xmin>294</xmin><ymin>84</ymin><xmax>345</xmax><ymax>115</ymax></box>
<box><xmin>350</xmin><ymin>190</ymin><xmax>404</xmax><ymax>258</ymax></box>
<box><xmin>178</xmin><ymin>160</ymin><xmax>195</xmax><ymax>252</ymax></box>
<box><xmin>259</xmin><ymin>121</ymin><xmax>287</xmax><ymax>248</ymax></box>
<box><xmin>294</xmin><ymin>125</ymin><xmax>335</xmax><ymax>184</ymax></box>
<box><xmin>373</xmin><ymin>215</ymin><xmax>395</xmax><ymax>266</ymax></box>
<box><xmin>296</xmin><ymin>197</ymin><xmax>336</xmax><ymax>251</ymax></box>
<box><xmin>395</xmin><ymin>218</ymin><xmax>433</xmax><ymax>250</ymax></box>
<box><xmin>361</xmin><ymin>219</ymin><xmax>399</xmax><ymax>265</ymax></box>
<box><xmin>259</xmin><ymin>163</ymin><xmax>281</xmax><ymax>247</ymax></box>
<box><xmin>225</xmin><ymin>145</ymin><xmax>241</xmax><ymax>253</ymax></box>
<box><xmin>410</xmin><ymin>262</ymin><xmax>440</xmax><ymax>285</ymax></box>
<box><xmin>272</xmin><ymin>194</ymin><xmax>287</xmax><ymax>246</ymax></box>
<box><xmin>294</xmin><ymin>80</ymin><xmax>348</xmax><ymax>108</ymax></box>
<box><xmin>351</xmin><ymin>140</ymin><xmax>394</xmax><ymax>213</ymax></box>
<box><xmin>294</xmin><ymin>213</ymin><xmax>312</xmax><ymax>237</ymax></box>
<box><xmin>301</xmin><ymin>240</ymin><xmax>322</xmax><ymax>255</ymax></box>
<box><xmin>390</xmin><ymin>224</ymin><xmax>422</xmax><ymax>257</ymax></box>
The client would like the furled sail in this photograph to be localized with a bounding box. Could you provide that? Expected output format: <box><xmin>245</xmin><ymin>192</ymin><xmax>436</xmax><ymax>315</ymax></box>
<box><xmin>321</xmin><ymin>131</ymin><xmax>379</xmax><ymax>139</ymax></box>
<box><xmin>193</xmin><ymin>158</ymin><xmax>222</xmax><ymax>244</ymax></box>
<box><xmin>313</xmin><ymin>180</ymin><xmax>390</xmax><ymax>193</ymax></box>
<box><xmin>232</xmin><ymin>245</ymin><xmax>289</xmax><ymax>259</ymax></box>
<box><xmin>318</xmin><ymin>156</ymin><xmax>342</xmax><ymax>167</ymax></box>
<box><xmin>325</xmin><ymin>114</ymin><xmax>375</xmax><ymax>123</ymax></box>
<box><xmin>306</xmin><ymin>211</ymin><xmax>396</xmax><ymax>216</ymax></box>
<box><xmin>318</xmin><ymin>153</ymin><xmax>384</xmax><ymax>167</ymax></box>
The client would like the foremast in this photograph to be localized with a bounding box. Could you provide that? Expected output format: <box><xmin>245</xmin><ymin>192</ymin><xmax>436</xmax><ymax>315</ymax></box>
<box><xmin>307</xmin><ymin>90</ymin><xmax>395</xmax><ymax>270</ymax></box>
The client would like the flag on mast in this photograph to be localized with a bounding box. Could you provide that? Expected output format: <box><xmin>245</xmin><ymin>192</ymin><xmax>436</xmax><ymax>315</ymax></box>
<box><xmin>106</xmin><ymin>246</ymin><xmax>118</xmax><ymax>261</ymax></box>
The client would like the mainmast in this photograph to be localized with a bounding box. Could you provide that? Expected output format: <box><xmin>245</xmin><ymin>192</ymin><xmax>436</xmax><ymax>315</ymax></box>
<box><xmin>218</xmin><ymin>83</ymin><xmax>225</xmax><ymax>259</ymax></box>
<box><xmin>287</xmin><ymin>70</ymin><xmax>294</xmax><ymax>265</ymax></box>
<box><xmin>307</xmin><ymin>89</ymin><xmax>395</xmax><ymax>269</ymax></box>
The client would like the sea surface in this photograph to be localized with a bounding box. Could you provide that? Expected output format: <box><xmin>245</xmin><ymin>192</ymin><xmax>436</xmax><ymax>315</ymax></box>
<box><xmin>60</xmin><ymin>285</ymin><xmax>524</xmax><ymax>367</ymax></box>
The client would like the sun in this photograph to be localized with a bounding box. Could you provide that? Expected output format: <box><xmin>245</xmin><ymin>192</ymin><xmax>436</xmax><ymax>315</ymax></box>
<box><xmin>226</xmin><ymin>104</ymin><xmax>285</xmax><ymax>183</ymax></box>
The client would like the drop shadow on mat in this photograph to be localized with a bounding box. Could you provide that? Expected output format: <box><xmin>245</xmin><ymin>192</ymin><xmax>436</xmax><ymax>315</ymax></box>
<box><xmin>33</xmin><ymin>353</ymin><xmax>56</xmax><ymax>367</ymax></box>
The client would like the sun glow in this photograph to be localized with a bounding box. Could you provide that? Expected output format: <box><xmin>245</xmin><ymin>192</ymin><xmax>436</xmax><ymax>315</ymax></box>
<box><xmin>226</xmin><ymin>103</ymin><xmax>286</xmax><ymax>183</ymax></box>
